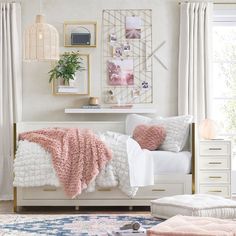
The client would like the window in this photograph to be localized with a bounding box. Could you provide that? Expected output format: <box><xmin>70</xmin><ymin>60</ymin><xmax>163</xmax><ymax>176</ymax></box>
<box><xmin>213</xmin><ymin>9</ymin><xmax>236</xmax><ymax>177</ymax></box>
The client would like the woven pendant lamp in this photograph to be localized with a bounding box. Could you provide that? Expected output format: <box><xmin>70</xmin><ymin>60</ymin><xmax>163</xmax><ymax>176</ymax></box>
<box><xmin>24</xmin><ymin>1</ymin><xmax>59</xmax><ymax>61</ymax></box>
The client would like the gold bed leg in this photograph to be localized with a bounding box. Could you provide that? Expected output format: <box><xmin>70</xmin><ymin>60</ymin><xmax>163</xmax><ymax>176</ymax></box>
<box><xmin>191</xmin><ymin>123</ymin><xmax>196</xmax><ymax>194</ymax></box>
<box><xmin>13</xmin><ymin>187</ymin><xmax>17</xmax><ymax>212</ymax></box>
<box><xmin>13</xmin><ymin>123</ymin><xmax>17</xmax><ymax>212</ymax></box>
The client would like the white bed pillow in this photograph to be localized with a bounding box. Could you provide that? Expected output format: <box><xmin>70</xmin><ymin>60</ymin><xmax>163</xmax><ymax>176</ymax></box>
<box><xmin>150</xmin><ymin>115</ymin><xmax>193</xmax><ymax>152</ymax></box>
<box><xmin>125</xmin><ymin>114</ymin><xmax>152</xmax><ymax>135</ymax></box>
<box><xmin>125</xmin><ymin>114</ymin><xmax>192</xmax><ymax>152</ymax></box>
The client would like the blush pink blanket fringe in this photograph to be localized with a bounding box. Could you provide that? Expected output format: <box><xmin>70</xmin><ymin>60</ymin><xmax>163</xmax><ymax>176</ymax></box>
<box><xmin>19</xmin><ymin>128</ymin><xmax>112</xmax><ymax>198</ymax></box>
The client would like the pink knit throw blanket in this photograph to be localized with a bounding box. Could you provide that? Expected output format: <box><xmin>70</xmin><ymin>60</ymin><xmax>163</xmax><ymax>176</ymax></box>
<box><xmin>19</xmin><ymin>128</ymin><xmax>112</xmax><ymax>198</ymax></box>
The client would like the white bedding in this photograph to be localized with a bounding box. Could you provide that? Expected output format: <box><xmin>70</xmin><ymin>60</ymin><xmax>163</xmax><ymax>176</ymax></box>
<box><xmin>144</xmin><ymin>150</ymin><xmax>191</xmax><ymax>175</ymax></box>
<box><xmin>13</xmin><ymin>132</ymin><xmax>154</xmax><ymax>197</ymax></box>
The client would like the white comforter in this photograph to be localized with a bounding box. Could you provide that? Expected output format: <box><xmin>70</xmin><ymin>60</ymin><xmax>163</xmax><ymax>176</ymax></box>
<box><xmin>13</xmin><ymin>131</ymin><xmax>154</xmax><ymax>197</ymax></box>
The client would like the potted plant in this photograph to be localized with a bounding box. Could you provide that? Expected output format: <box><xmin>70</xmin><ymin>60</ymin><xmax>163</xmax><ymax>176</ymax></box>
<box><xmin>49</xmin><ymin>51</ymin><xmax>84</xmax><ymax>85</ymax></box>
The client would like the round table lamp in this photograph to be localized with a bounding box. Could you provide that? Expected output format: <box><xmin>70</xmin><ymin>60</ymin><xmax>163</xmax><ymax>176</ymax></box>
<box><xmin>199</xmin><ymin>119</ymin><xmax>218</xmax><ymax>140</ymax></box>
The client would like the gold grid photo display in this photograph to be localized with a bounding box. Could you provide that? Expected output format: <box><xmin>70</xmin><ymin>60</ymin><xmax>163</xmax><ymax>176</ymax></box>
<box><xmin>102</xmin><ymin>9</ymin><xmax>153</xmax><ymax>104</ymax></box>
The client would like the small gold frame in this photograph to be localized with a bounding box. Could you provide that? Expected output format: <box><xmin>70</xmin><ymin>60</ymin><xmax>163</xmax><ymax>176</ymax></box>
<box><xmin>52</xmin><ymin>53</ymin><xmax>90</xmax><ymax>96</ymax></box>
<box><xmin>64</xmin><ymin>21</ymin><xmax>97</xmax><ymax>48</ymax></box>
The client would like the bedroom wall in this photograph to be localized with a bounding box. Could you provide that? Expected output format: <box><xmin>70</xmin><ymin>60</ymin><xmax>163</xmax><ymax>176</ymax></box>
<box><xmin>21</xmin><ymin>0</ymin><xmax>180</xmax><ymax>121</ymax></box>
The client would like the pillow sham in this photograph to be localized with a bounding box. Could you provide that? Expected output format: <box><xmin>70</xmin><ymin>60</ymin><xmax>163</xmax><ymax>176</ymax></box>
<box><xmin>125</xmin><ymin>114</ymin><xmax>152</xmax><ymax>135</ymax></box>
<box><xmin>150</xmin><ymin>115</ymin><xmax>193</xmax><ymax>152</ymax></box>
<box><xmin>133</xmin><ymin>125</ymin><xmax>166</xmax><ymax>151</ymax></box>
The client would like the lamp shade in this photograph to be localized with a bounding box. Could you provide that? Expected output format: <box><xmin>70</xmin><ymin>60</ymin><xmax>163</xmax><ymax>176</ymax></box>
<box><xmin>199</xmin><ymin>119</ymin><xmax>218</xmax><ymax>140</ymax></box>
<box><xmin>24</xmin><ymin>15</ymin><xmax>59</xmax><ymax>61</ymax></box>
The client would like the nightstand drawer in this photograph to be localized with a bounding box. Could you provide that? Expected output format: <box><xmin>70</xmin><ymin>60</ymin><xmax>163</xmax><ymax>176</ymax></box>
<box><xmin>200</xmin><ymin>158</ymin><xmax>230</xmax><ymax>170</ymax></box>
<box><xmin>199</xmin><ymin>171</ymin><xmax>230</xmax><ymax>184</ymax></box>
<box><xmin>199</xmin><ymin>185</ymin><xmax>230</xmax><ymax>197</ymax></box>
<box><xmin>200</xmin><ymin>142</ymin><xmax>230</xmax><ymax>156</ymax></box>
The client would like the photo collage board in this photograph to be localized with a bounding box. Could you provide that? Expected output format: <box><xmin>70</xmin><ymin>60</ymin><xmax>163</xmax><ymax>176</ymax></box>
<box><xmin>102</xmin><ymin>9</ymin><xmax>153</xmax><ymax>104</ymax></box>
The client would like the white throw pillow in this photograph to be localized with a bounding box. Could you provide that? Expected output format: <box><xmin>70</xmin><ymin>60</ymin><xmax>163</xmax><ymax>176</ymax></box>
<box><xmin>125</xmin><ymin>114</ymin><xmax>152</xmax><ymax>135</ymax></box>
<box><xmin>150</xmin><ymin>115</ymin><xmax>193</xmax><ymax>152</ymax></box>
<box><xmin>151</xmin><ymin>194</ymin><xmax>236</xmax><ymax>219</ymax></box>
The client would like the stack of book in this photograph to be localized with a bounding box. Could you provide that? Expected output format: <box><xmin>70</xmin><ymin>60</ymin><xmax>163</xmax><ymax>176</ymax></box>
<box><xmin>111</xmin><ymin>104</ymin><xmax>133</xmax><ymax>109</ymax></box>
<box><xmin>58</xmin><ymin>86</ymin><xmax>79</xmax><ymax>93</ymax></box>
<box><xmin>81</xmin><ymin>105</ymin><xmax>101</xmax><ymax>109</ymax></box>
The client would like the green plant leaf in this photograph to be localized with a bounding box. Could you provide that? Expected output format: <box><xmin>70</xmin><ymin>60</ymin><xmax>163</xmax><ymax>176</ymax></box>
<box><xmin>48</xmin><ymin>51</ymin><xmax>85</xmax><ymax>83</ymax></box>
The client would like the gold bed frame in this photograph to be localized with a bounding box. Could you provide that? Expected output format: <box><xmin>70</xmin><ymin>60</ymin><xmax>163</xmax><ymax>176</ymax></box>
<box><xmin>13</xmin><ymin>122</ymin><xmax>196</xmax><ymax>212</ymax></box>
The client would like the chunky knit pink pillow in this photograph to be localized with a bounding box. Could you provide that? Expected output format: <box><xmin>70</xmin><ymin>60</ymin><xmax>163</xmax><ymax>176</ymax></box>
<box><xmin>133</xmin><ymin>125</ymin><xmax>166</xmax><ymax>151</ymax></box>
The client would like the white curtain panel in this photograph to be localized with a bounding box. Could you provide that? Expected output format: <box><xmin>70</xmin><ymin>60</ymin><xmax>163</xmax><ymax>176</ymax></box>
<box><xmin>178</xmin><ymin>2</ymin><xmax>213</xmax><ymax>123</ymax></box>
<box><xmin>0</xmin><ymin>2</ymin><xmax>22</xmax><ymax>200</ymax></box>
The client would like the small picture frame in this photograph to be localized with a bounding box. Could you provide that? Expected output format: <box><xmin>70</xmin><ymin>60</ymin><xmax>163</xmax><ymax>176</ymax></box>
<box><xmin>123</xmin><ymin>42</ymin><xmax>131</xmax><ymax>57</ymax></box>
<box><xmin>125</xmin><ymin>16</ymin><xmax>142</xmax><ymax>39</ymax></box>
<box><xmin>107</xmin><ymin>59</ymin><xmax>134</xmax><ymax>86</ymax></box>
<box><xmin>64</xmin><ymin>21</ymin><xmax>97</xmax><ymax>47</ymax></box>
<box><xmin>113</xmin><ymin>45</ymin><xmax>123</xmax><ymax>57</ymax></box>
<box><xmin>52</xmin><ymin>54</ymin><xmax>90</xmax><ymax>95</ymax></box>
<box><xmin>109</xmin><ymin>33</ymin><xmax>117</xmax><ymax>43</ymax></box>
<box><xmin>123</xmin><ymin>42</ymin><xmax>131</xmax><ymax>52</ymax></box>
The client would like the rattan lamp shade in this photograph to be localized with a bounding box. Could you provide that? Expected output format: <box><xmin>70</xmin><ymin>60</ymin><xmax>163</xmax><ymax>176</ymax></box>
<box><xmin>24</xmin><ymin>15</ymin><xmax>59</xmax><ymax>61</ymax></box>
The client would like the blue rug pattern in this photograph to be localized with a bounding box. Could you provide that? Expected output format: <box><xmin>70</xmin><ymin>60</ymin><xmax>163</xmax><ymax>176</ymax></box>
<box><xmin>0</xmin><ymin>214</ymin><xmax>163</xmax><ymax>235</ymax></box>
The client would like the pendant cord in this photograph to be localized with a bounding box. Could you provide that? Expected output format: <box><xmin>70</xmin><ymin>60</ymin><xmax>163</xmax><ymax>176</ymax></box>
<box><xmin>39</xmin><ymin>0</ymin><xmax>42</xmax><ymax>14</ymax></box>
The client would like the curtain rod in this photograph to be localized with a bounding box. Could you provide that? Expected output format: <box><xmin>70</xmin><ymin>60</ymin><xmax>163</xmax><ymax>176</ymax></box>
<box><xmin>179</xmin><ymin>2</ymin><xmax>236</xmax><ymax>4</ymax></box>
<box><xmin>0</xmin><ymin>0</ymin><xmax>21</xmax><ymax>2</ymax></box>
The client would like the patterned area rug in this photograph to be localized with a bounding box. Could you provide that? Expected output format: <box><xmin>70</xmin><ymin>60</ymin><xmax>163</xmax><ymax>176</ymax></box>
<box><xmin>0</xmin><ymin>214</ymin><xmax>163</xmax><ymax>235</ymax></box>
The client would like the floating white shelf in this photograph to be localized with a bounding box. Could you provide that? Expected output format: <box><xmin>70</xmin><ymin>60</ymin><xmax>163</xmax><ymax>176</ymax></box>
<box><xmin>64</xmin><ymin>108</ymin><xmax>156</xmax><ymax>114</ymax></box>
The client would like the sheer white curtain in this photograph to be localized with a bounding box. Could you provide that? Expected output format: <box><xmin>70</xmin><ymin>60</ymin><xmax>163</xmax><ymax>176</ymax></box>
<box><xmin>178</xmin><ymin>2</ymin><xmax>213</xmax><ymax>123</ymax></box>
<box><xmin>0</xmin><ymin>2</ymin><xmax>22</xmax><ymax>200</ymax></box>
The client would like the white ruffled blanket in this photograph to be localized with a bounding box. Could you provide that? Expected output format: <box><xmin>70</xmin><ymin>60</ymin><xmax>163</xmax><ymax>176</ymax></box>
<box><xmin>13</xmin><ymin>131</ymin><xmax>154</xmax><ymax>197</ymax></box>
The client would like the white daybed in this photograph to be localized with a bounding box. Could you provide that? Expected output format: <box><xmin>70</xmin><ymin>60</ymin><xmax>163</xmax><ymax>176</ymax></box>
<box><xmin>13</xmin><ymin>121</ymin><xmax>195</xmax><ymax>212</ymax></box>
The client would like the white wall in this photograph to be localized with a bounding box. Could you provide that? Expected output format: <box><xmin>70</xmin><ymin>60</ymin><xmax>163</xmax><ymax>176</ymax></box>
<box><xmin>21</xmin><ymin>0</ymin><xmax>180</xmax><ymax>121</ymax></box>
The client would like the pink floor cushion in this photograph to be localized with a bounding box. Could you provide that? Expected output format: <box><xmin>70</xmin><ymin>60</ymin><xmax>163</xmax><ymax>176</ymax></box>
<box><xmin>147</xmin><ymin>215</ymin><xmax>236</xmax><ymax>236</ymax></box>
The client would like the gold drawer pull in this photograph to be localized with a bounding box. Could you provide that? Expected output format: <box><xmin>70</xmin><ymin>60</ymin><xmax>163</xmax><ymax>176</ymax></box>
<box><xmin>209</xmin><ymin>176</ymin><xmax>222</xmax><ymax>179</ymax></box>
<box><xmin>43</xmin><ymin>188</ymin><xmax>57</xmax><ymax>192</ymax></box>
<box><xmin>152</xmin><ymin>189</ymin><xmax>166</xmax><ymax>192</ymax></box>
<box><xmin>98</xmin><ymin>188</ymin><xmax>111</xmax><ymax>192</ymax></box>
<box><xmin>209</xmin><ymin>162</ymin><xmax>222</xmax><ymax>164</ymax></box>
<box><xmin>208</xmin><ymin>190</ymin><xmax>222</xmax><ymax>193</ymax></box>
<box><xmin>209</xmin><ymin>148</ymin><xmax>222</xmax><ymax>151</ymax></box>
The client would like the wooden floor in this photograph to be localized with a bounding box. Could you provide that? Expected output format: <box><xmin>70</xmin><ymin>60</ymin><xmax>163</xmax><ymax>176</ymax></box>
<box><xmin>0</xmin><ymin>201</ymin><xmax>13</xmax><ymax>214</ymax></box>
<box><xmin>0</xmin><ymin>201</ymin><xmax>150</xmax><ymax>214</ymax></box>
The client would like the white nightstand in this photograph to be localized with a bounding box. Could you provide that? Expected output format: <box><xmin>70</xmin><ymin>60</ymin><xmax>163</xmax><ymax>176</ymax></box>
<box><xmin>198</xmin><ymin>140</ymin><xmax>232</xmax><ymax>198</ymax></box>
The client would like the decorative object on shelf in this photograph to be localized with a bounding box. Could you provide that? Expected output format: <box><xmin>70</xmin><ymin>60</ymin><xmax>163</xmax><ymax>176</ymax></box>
<box><xmin>102</xmin><ymin>9</ymin><xmax>152</xmax><ymax>104</ymax></box>
<box><xmin>24</xmin><ymin>0</ymin><xmax>59</xmax><ymax>61</ymax></box>
<box><xmin>81</xmin><ymin>105</ymin><xmax>101</xmax><ymax>109</ymax></box>
<box><xmin>89</xmin><ymin>97</ymin><xmax>100</xmax><ymax>106</ymax></box>
<box><xmin>105</xmin><ymin>90</ymin><xmax>116</xmax><ymax>103</ymax></box>
<box><xmin>49</xmin><ymin>52</ymin><xmax>90</xmax><ymax>95</ymax></box>
<box><xmin>199</xmin><ymin>119</ymin><xmax>218</xmax><ymax>140</ymax></box>
<box><xmin>64</xmin><ymin>21</ymin><xmax>97</xmax><ymax>47</ymax></box>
